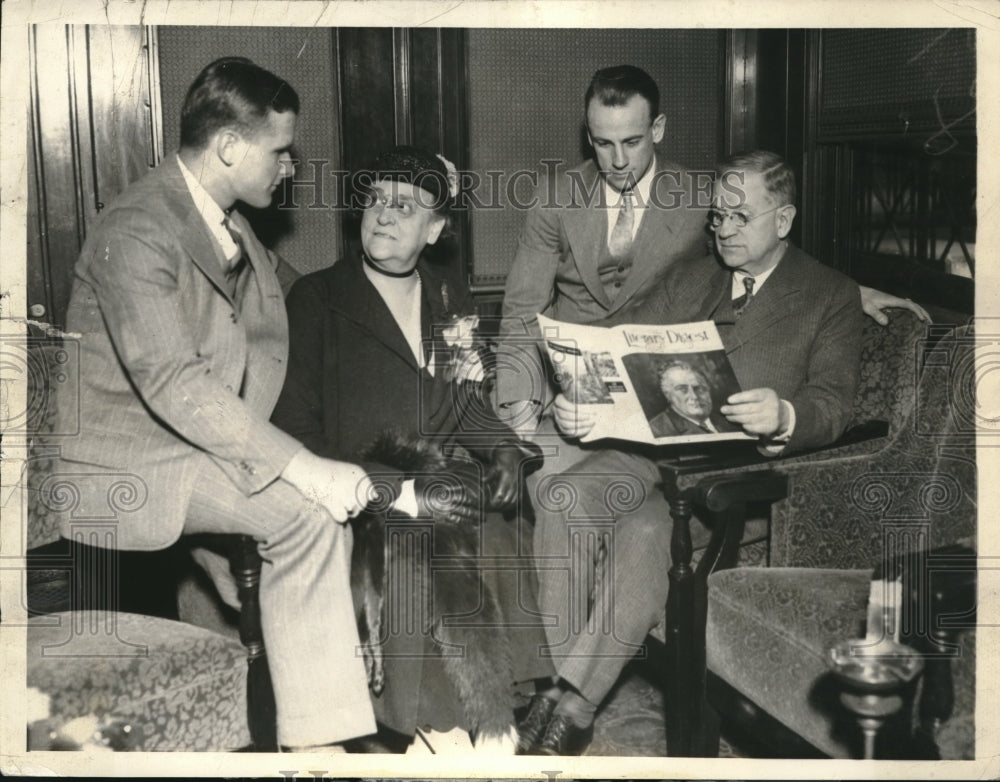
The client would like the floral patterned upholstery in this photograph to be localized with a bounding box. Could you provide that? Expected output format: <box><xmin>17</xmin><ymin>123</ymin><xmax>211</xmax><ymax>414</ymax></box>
<box><xmin>25</xmin><ymin>342</ymin><xmax>254</xmax><ymax>752</ymax></box>
<box><xmin>25</xmin><ymin>341</ymin><xmax>67</xmax><ymax>551</ymax></box>
<box><xmin>705</xmin><ymin>325</ymin><xmax>977</xmax><ymax>758</ymax></box>
<box><xmin>27</xmin><ymin>612</ymin><xmax>251</xmax><ymax>751</ymax></box>
<box><xmin>846</xmin><ymin>309</ymin><xmax>932</xmax><ymax>434</ymax></box>
<box><xmin>768</xmin><ymin>323</ymin><xmax>976</xmax><ymax>569</ymax></box>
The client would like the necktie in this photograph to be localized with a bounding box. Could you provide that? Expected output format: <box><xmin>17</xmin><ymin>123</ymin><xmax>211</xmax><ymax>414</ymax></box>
<box><xmin>733</xmin><ymin>275</ymin><xmax>755</xmax><ymax>317</ymax></box>
<box><xmin>222</xmin><ymin>216</ymin><xmax>248</xmax><ymax>278</ymax></box>
<box><xmin>608</xmin><ymin>191</ymin><xmax>634</xmax><ymax>259</ymax></box>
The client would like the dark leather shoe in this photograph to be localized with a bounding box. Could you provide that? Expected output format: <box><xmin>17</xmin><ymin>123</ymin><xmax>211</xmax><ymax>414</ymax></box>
<box><xmin>515</xmin><ymin>694</ymin><xmax>558</xmax><ymax>754</ymax></box>
<box><xmin>536</xmin><ymin>713</ymin><xmax>594</xmax><ymax>756</ymax></box>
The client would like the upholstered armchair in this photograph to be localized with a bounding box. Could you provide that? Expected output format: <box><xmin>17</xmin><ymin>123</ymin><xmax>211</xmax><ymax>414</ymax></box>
<box><xmin>650</xmin><ymin>309</ymin><xmax>932</xmax><ymax>754</ymax></box>
<box><xmin>23</xmin><ymin>341</ymin><xmax>271</xmax><ymax>751</ymax></box>
<box><xmin>703</xmin><ymin>323</ymin><xmax>977</xmax><ymax>758</ymax></box>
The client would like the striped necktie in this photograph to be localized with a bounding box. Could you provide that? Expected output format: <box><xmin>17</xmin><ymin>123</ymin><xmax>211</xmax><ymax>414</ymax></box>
<box><xmin>733</xmin><ymin>275</ymin><xmax>755</xmax><ymax>317</ymax></box>
<box><xmin>222</xmin><ymin>215</ymin><xmax>248</xmax><ymax>277</ymax></box>
<box><xmin>608</xmin><ymin>191</ymin><xmax>634</xmax><ymax>258</ymax></box>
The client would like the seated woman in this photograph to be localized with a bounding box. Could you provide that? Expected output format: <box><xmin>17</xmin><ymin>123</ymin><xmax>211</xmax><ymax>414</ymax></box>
<box><xmin>271</xmin><ymin>146</ymin><xmax>553</xmax><ymax>753</ymax></box>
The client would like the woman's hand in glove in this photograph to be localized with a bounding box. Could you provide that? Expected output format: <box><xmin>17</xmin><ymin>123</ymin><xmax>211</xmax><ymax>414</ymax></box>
<box><xmin>486</xmin><ymin>439</ymin><xmax>543</xmax><ymax>509</ymax></box>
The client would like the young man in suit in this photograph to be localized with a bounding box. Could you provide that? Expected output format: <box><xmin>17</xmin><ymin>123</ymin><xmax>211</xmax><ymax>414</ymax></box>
<box><xmin>517</xmin><ymin>151</ymin><xmax>865</xmax><ymax>755</ymax></box>
<box><xmin>53</xmin><ymin>58</ymin><xmax>376</xmax><ymax>751</ymax></box>
<box><xmin>496</xmin><ymin>64</ymin><xmax>708</xmax><ymax>452</ymax></box>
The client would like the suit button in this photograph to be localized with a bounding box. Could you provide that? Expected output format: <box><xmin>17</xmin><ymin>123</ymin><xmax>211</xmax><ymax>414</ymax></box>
<box><xmin>617</xmin><ymin>265</ymin><xmax>625</xmax><ymax>273</ymax></box>
<box><xmin>225</xmin><ymin>384</ymin><xmax>234</xmax><ymax>392</ymax></box>
<box><xmin>614</xmin><ymin>281</ymin><xmax>622</xmax><ymax>288</ymax></box>
<box><xmin>231</xmin><ymin>313</ymin><xmax>238</xmax><ymax>323</ymax></box>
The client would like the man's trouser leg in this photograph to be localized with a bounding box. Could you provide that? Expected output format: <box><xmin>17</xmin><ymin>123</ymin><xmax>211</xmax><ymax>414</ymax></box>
<box><xmin>184</xmin><ymin>464</ymin><xmax>376</xmax><ymax>747</ymax></box>
<box><xmin>531</xmin><ymin>448</ymin><xmax>670</xmax><ymax>703</ymax></box>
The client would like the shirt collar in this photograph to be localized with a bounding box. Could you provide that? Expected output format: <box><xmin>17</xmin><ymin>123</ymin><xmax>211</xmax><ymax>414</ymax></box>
<box><xmin>177</xmin><ymin>155</ymin><xmax>241</xmax><ymax>260</ymax></box>
<box><xmin>731</xmin><ymin>259</ymin><xmax>780</xmax><ymax>297</ymax></box>
<box><xmin>177</xmin><ymin>155</ymin><xmax>228</xmax><ymax>226</ymax></box>
<box><xmin>603</xmin><ymin>154</ymin><xmax>657</xmax><ymax>207</ymax></box>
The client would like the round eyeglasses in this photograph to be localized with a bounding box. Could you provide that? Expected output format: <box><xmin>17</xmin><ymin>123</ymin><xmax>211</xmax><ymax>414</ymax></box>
<box><xmin>708</xmin><ymin>204</ymin><xmax>788</xmax><ymax>230</ymax></box>
<box><xmin>359</xmin><ymin>190</ymin><xmax>417</xmax><ymax>218</ymax></box>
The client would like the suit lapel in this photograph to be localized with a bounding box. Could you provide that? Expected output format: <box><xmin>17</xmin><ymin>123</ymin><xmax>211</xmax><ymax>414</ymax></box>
<box><xmin>422</xmin><ymin>268</ymin><xmax>452</xmax><ymax>372</ymax></box>
<box><xmin>719</xmin><ymin>248</ymin><xmax>803</xmax><ymax>356</ymax></box>
<box><xmin>329</xmin><ymin>256</ymin><xmax>423</xmax><ymax>372</ymax></box>
<box><xmin>611</xmin><ymin>159</ymin><xmax>691</xmax><ymax>314</ymax></box>
<box><xmin>159</xmin><ymin>159</ymin><xmax>236</xmax><ymax>306</ymax></box>
<box><xmin>563</xmin><ymin>164</ymin><xmax>612</xmax><ymax>310</ymax></box>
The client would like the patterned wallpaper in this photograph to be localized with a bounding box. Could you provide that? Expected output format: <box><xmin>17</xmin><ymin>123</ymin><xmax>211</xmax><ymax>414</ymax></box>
<box><xmin>158</xmin><ymin>27</ymin><xmax>342</xmax><ymax>277</ymax></box>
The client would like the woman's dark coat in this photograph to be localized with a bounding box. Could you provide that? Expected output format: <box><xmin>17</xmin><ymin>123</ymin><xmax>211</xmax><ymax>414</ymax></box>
<box><xmin>272</xmin><ymin>252</ymin><xmax>553</xmax><ymax>736</ymax></box>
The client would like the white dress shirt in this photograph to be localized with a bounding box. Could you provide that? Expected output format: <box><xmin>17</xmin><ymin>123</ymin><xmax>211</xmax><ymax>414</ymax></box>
<box><xmin>176</xmin><ymin>156</ymin><xmax>241</xmax><ymax>265</ymax></box>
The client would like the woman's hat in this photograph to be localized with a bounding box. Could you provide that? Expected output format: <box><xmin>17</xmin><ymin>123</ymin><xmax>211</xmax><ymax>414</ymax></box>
<box><xmin>362</xmin><ymin>145</ymin><xmax>453</xmax><ymax>211</ymax></box>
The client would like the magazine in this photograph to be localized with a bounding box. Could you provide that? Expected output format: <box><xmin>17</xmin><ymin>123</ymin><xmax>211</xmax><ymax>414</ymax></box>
<box><xmin>538</xmin><ymin>315</ymin><xmax>753</xmax><ymax>445</ymax></box>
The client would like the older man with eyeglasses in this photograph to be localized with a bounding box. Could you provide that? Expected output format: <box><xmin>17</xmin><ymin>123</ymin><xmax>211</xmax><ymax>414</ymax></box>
<box><xmin>518</xmin><ymin>150</ymin><xmax>866</xmax><ymax>756</ymax></box>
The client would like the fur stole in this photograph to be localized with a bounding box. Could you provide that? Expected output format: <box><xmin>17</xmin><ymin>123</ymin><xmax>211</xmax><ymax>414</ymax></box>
<box><xmin>350</xmin><ymin>431</ymin><xmax>515</xmax><ymax>739</ymax></box>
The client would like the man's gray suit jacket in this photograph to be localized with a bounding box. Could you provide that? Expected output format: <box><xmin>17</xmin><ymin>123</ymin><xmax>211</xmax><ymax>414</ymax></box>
<box><xmin>55</xmin><ymin>157</ymin><xmax>302</xmax><ymax>550</ymax></box>
<box><xmin>610</xmin><ymin>244</ymin><xmax>864</xmax><ymax>452</ymax></box>
<box><xmin>497</xmin><ymin>157</ymin><xmax>709</xmax><ymax>408</ymax></box>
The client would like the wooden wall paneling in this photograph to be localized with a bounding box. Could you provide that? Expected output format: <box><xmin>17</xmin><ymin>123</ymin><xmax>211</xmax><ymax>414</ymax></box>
<box><xmin>724</xmin><ymin>30</ymin><xmax>757</xmax><ymax>158</ymax></box>
<box><xmin>797</xmin><ymin>30</ymin><xmax>824</xmax><ymax>259</ymax></box>
<box><xmin>753</xmin><ymin>30</ymin><xmax>786</xmax><ymax>156</ymax></box>
<box><xmin>407</xmin><ymin>28</ymin><xmax>468</xmax><ymax>154</ymax></box>
<box><xmin>26</xmin><ymin>103</ymin><xmax>49</xmax><ymax>322</ymax></box>
<box><xmin>27</xmin><ymin>25</ymin><xmax>160</xmax><ymax>328</ymax></box>
<box><xmin>86</xmin><ymin>25</ymin><xmax>159</xmax><ymax>210</ymax></box>
<box><xmin>336</xmin><ymin>28</ymin><xmax>397</xmax><ymax>179</ymax></box>
<box><xmin>27</xmin><ymin>25</ymin><xmax>92</xmax><ymax>327</ymax></box>
<box><xmin>438</xmin><ymin>31</ymin><xmax>471</xmax><ymax>284</ymax></box>
<box><xmin>392</xmin><ymin>28</ymin><xmax>413</xmax><ymax>144</ymax></box>
<box><xmin>406</xmin><ymin>28</ymin><xmax>470</xmax><ymax>280</ymax></box>
<box><xmin>742</xmin><ymin>29</ymin><xmax>839</xmax><ymax>268</ymax></box>
<box><xmin>408</xmin><ymin>28</ymin><xmax>444</xmax><ymax>151</ymax></box>
<box><xmin>336</xmin><ymin>27</ymin><xmax>398</xmax><ymax>253</ymax></box>
<box><xmin>145</xmin><ymin>27</ymin><xmax>165</xmax><ymax>168</ymax></box>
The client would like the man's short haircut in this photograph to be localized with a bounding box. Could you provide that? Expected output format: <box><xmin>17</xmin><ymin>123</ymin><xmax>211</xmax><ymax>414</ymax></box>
<box><xmin>180</xmin><ymin>57</ymin><xmax>299</xmax><ymax>150</ymax></box>
<box><xmin>585</xmin><ymin>65</ymin><xmax>660</xmax><ymax>120</ymax></box>
<box><xmin>718</xmin><ymin>150</ymin><xmax>797</xmax><ymax>207</ymax></box>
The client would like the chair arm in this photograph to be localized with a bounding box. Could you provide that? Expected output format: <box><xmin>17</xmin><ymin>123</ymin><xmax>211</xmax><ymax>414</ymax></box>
<box><xmin>663</xmin><ymin>419</ymin><xmax>890</xmax><ymax>494</ymax></box>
